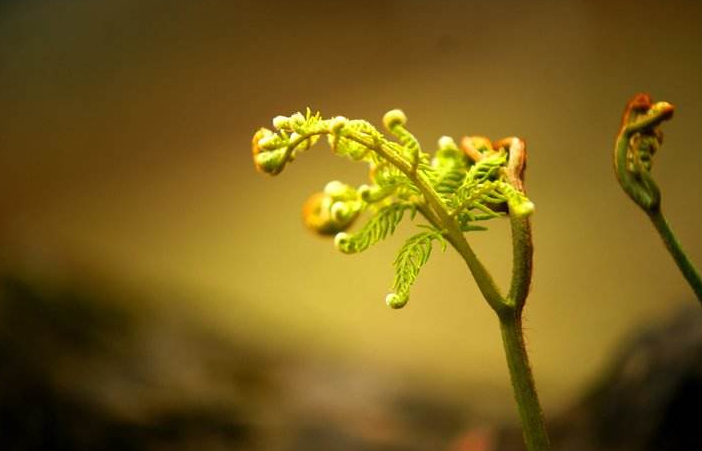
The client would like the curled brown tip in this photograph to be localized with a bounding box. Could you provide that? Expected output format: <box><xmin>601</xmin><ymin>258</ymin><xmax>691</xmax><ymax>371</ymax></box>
<box><xmin>505</xmin><ymin>138</ymin><xmax>527</xmax><ymax>191</ymax></box>
<box><xmin>629</xmin><ymin>93</ymin><xmax>653</xmax><ymax>111</ymax></box>
<box><xmin>620</xmin><ymin>93</ymin><xmax>653</xmax><ymax>131</ymax></box>
<box><xmin>618</xmin><ymin>93</ymin><xmax>675</xmax><ymax>139</ymax></box>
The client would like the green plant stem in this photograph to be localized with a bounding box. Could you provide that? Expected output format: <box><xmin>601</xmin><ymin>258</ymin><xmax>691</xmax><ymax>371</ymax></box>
<box><xmin>507</xmin><ymin>215</ymin><xmax>533</xmax><ymax>309</ymax></box>
<box><xmin>649</xmin><ymin>208</ymin><xmax>702</xmax><ymax>303</ymax></box>
<box><xmin>504</xmin><ymin>206</ymin><xmax>550</xmax><ymax>450</ymax></box>
<box><xmin>451</xmin><ymin>208</ymin><xmax>550</xmax><ymax>450</ymax></box>
<box><xmin>499</xmin><ymin>311</ymin><xmax>551</xmax><ymax>451</ymax></box>
<box><xmin>450</xmin><ymin>234</ymin><xmax>507</xmax><ymax>314</ymax></box>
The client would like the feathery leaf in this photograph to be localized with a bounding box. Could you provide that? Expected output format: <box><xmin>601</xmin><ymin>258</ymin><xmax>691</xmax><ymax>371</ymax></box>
<box><xmin>386</xmin><ymin>229</ymin><xmax>446</xmax><ymax>309</ymax></box>
<box><xmin>335</xmin><ymin>203</ymin><xmax>415</xmax><ymax>254</ymax></box>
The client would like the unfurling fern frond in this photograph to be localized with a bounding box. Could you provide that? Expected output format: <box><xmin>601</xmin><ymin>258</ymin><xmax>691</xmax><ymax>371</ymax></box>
<box><xmin>302</xmin><ymin>181</ymin><xmax>363</xmax><ymax>235</ymax></box>
<box><xmin>334</xmin><ymin>203</ymin><xmax>415</xmax><ymax>254</ymax></box>
<box><xmin>386</xmin><ymin>229</ymin><xmax>447</xmax><ymax>309</ymax></box>
<box><xmin>383</xmin><ymin>109</ymin><xmax>423</xmax><ymax>167</ymax></box>
<box><xmin>253</xmin><ymin>109</ymin><xmax>536</xmax><ymax>310</ymax></box>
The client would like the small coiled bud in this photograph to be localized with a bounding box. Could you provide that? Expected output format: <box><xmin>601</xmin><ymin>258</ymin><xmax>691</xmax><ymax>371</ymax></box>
<box><xmin>357</xmin><ymin>184</ymin><xmax>372</xmax><ymax>201</ymax></box>
<box><xmin>257</xmin><ymin>135</ymin><xmax>274</xmax><ymax>149</ymax></box>
<box><xmin>302</xmin><ymin>188</ymin><xmax>361</xmax><ymax>236</ymax></box>
<box><xmin>334</xmin><ymin>232</ymin><xmax>353</xmax><ymax>253</ymax></box>
<box><xmin>438</xmin><ymin>135</ymin><xmax>457</xmax><ymax>151</ymax></box>
<box><xmin>290</xmin><ymin>112</ymin><xmax>305</xmax><ymax>126</ymax></box>
<box><xmin>257</xmin><ymin>134</ymin><xmax>284</xmax><ymax>151</ymax></box>
<box><xmin>323</xmin><ymin>180</ymin><xmax>345</xmax><ymax>197</ymax></box>
<box><xmin>252</xmin><ymin>128</ymin><xmax>272</xmax><ymax>156</ymax></box>
<box><xmin>252</xmin><ymin>128</ymin><xmax>286</xmax><ymax>174</ymax></box>
<box><xmin>330</xmin><ymin>201</ymin><xmax>350</xmax><ymax>222</ymax></box>
<box><xmin>385</xmin><ymin>292</ymin><xmax>408</xmax><ymax>309</ymax></box>
<box><xmin>302</xmin><ymin>192</ymin><xmax>336</xmax><ymax>235</ymax></box>
<box><xmin>329</xmin><ymin>116</ymin><xmax>348</xmax><ymax>134</ymax></box>
<box><xmin>323</xmin><ymin>180</ymin><xmax>358</xmax><ymax>201</ymax></box>
<box><xmin>272</xmin><ymin>115</ymin><xmax>290</xmax><ymax>130</ymax></box>
<box><xmin>324</xmin><ymin>180</ymin><xmax>347</xmax><ymax>198</ymax></box>
<box><xmin>254</xmin><ymin>150</ymin><xmax>287</xmax><ymax>174</ymax></box>
<box><xmin>383</xmin><ymin>109</ymin><xmax>407</xmax><ymax>130</ymax></box>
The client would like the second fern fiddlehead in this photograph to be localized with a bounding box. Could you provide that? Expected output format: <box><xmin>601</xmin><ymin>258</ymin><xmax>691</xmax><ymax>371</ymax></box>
<box><xmin>614</xmin><ymin>93</ymin><xmax>673</xmax><ymax>212</ymax></box>
<box><xmin>614</xmin><ymin>93</ymin><xmax>702</xmax><ymax>303</ymax></box>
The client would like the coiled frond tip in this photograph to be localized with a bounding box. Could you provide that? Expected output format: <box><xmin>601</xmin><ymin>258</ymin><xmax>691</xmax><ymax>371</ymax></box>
<box><xmin>438</xmin><ymin>135</ymin><xmax>457</xmax><ymax>151</ymax></box>
<box><xmin>329</xmin><ymin>116</ymin><xmax>349</xmax><ymax>133</ymax></box>
<box><xmin>383</xmin><ymin>109</ymin><xmax>407</xmax><ymax>130</ymax></box>
<box><xmin>272</xmin><ymin>115</ymin><xmax>289</xmax><ymax>130</ymax></box>
<box><xmin>385</xmin><ymin>293</ymin><xmax>408</xmax><ymax>309</ymax></box>
<box><xmin>334</xmin><ymin>232</ymin><xmax>351</xmax><ymax>252</ymax></box>
<box><xmin>323</xmin><ymin>180</ymin><xmax>347</xmax><ymax>197</ymax></box>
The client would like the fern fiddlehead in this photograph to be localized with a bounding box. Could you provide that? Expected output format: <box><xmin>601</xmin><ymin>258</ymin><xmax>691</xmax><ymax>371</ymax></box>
<box><xmin>614</xmin><ymin>94</ymin><xmax>702</xmax><ymax>303</ymax></box>
<box><xmin>252</xmin><ymin>108</ymin><xmax>534</xmax><ymax>308</ymax></box>
<box><xmin>251</xmin><ymin>108</ymin><xmax>550</xmax><ymax>451</ymax></box>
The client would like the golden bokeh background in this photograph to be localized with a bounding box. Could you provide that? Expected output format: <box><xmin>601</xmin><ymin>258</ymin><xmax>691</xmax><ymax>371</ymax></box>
<box><xmin>2</xmin><ymin>0</ymin><xmax>701</xmax><ymax>420</ymax></box>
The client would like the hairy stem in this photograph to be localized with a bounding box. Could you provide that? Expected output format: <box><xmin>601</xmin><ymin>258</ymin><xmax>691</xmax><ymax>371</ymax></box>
<box><xmin>499</xmin><ymin>311</ymin><xmax>551</xmax><ymax>451</ymax></box>
<box><xmin>503</xmin><ymin>194</ymin><xmax>549</xmax><ymax>450</ymax></box>
<box><xmin>649</xmin><ymin>208</ymin><xmax>702</xmax><ymax>303</ymax></box>
<box><xmin>507</xmin><ymin>215</ymin><xmax>533</xmax><ymax>310</ymax></box>
<box><xmin>450</xmin><ymin>207</ymin><xmax>549</xmax><ymax>449</ymax></box>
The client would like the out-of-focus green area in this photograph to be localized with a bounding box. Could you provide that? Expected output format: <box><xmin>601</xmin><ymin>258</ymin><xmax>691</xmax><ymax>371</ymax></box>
<box><xmin>1</xmin><ymin>0</ymin><xmax>701</xmax><ymax>419</ymax></box>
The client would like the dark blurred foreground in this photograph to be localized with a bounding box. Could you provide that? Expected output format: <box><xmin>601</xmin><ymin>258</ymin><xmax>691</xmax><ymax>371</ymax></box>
<box><xmin>1</xmin><ymin>273</ymin><xmax>701</xmax><ymax>451</ymax></box>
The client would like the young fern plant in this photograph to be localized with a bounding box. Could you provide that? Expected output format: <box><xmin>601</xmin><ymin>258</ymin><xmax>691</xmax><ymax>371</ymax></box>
<box><xmin>252</xmin><ymin>109</ymin><xmax>550</xmax><ymax>450</ymax></box>
<box><xmin>614</xmin><ymin>94</ymin><xmax>702</xmax><ymax>303</ymax></box>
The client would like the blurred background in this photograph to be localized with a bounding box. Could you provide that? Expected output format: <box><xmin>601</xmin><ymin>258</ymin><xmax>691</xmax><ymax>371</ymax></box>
<box><xmin>1</xmin><ymin>0</ymin><xmax>702</xmax><ymax>449</ymax></box>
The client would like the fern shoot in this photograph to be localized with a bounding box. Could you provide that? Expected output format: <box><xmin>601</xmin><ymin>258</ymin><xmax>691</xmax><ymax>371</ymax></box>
<box><xmin>614</xmin><ymin>94</ymin><xmax>702</xmax><ymax>303</ymax></box>
<box><xmin>251</xmin><ymin>108</ymin><xmax>549</xmax><ymax>450</ymax></box>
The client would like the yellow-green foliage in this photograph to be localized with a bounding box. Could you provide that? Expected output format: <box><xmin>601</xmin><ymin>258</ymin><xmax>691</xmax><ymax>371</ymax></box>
<box><xmin>252</xmin><ymin>108</ymin><xmax>534</xmax><ymax>308</ymax></box>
